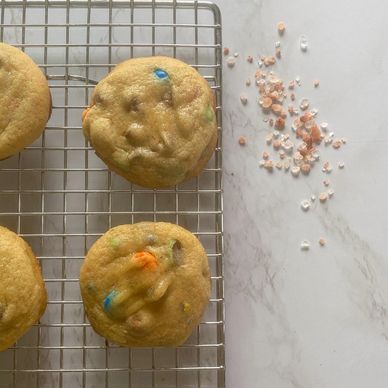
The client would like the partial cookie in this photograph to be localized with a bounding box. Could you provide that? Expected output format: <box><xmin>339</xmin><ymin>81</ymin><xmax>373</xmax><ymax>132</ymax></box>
<box><xmin>82</xmin><ymin>56</ymin><xmax>217</xmax><ymax>188</ymax></box>
<box><xmin>0</xmin><ymin>43</ymin><xmax>51</xmax><ymax>160</ymax></box>
<box><xmin>0</xmin><ymin>226</ymin><xmax>47</xmax><ymax>351</ymax></box>
<box><xmin>80</xmin><ymin>222</ymin><xmax>210</xmax><ymax>347</ymax></box>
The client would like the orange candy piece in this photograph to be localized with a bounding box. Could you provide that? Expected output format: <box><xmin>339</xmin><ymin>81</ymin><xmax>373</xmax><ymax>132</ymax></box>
<box><xmin>133</xmin><ymin>251</ymin><xmax>158</xmax><ymax>270</ymax></box>
<box><xmin>82</xmin><ymin>107</ymin><xmax>91</xmax><ymax>121</ymax></box>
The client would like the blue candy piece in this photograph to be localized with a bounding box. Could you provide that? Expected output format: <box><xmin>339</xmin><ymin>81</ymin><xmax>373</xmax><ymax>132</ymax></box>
<box><xmin>103</xmin><ymin>290</ymin><xmax>118</xmax><ymax>311</ymax></box>
<box><xmin>154</xmin><ymin>68</ymin><xmax>169</xmax><ymax>80</ymax></box>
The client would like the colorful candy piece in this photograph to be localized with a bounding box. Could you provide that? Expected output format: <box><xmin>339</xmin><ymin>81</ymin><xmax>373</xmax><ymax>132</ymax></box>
<box><xmin>154</xmin><ymin>68</ymin><xmax>169</xmax><ymax>80</ymax></box>
<box><xmin>133</xmin><ymin>251</ymin><xmax>158</xmax><ymax>270</ymax></box>
<box><xmin>203</xmin><ymin>105</ymin><xmax>215</xmax><ymax>122</ymax></box>
<box><xmin>109</xmin><ymin>236</ymin><xmax>121</xmax><ymax>248</ymax></box>
<box><xmin>82</xmin><ymin>107</ymin><xmax>91</xmax><ymax>121</ymax></box>
<box><xmin>103</xmin><ymin>290</ymin><xmax>118</xmax><ymax>311</ymax></box>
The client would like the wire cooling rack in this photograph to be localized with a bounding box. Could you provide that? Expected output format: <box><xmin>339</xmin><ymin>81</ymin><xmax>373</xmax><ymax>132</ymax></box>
<box><xmin>0</xmin><ymin>1</ymin><xmax>224</xmax><ymax>387</ymax></box>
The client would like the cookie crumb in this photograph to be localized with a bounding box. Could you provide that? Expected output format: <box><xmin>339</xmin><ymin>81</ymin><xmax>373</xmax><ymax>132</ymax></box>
<box><xmin>327</xmin><ymin>189</ymin><xmax>334</xmax><ymax>198</ymax></box>
<box><xmin>313</xmin><ymin>79</ymin><xmax>320</xmax><ymax>87</ymax></box>
<box><xmin>247</xmin><ymin>55</ymin><xmax>253</xmax><ymax>63</ymax></box>
<box><xmin>311</xmin><ymin>194</ymin><xmax>316</xmax><ymax>202</ymax></box>
<box><xmin>238</xmin><ymin>136</ymin><xmax>247</xmax><ymax>145</ymax></box>
<box><xmin>262</xmin><ymin>151</ymin><xmax>270</xmax><ymax>160</ymax></box>
<box><xmin>338</xmin><ymin>161</ymin><xmax>345</xmax><ymax>169</ymax></box>
<box><xmin>323</xmin><ymin>180</ymin><xmax>330</xmax><ymax>186</ymax></box>
<box><xmin>319</xmin><ymin>238</ymin><xmax>326</xmax><ymax>247</ymax></box>
<box><xmin>234</xmin><ymin>52</ymin><xmax>239</xmax><ymax>57</ymax></box>
<box><xmin>246</xmin><ymin>78</ymin><xmax>251</xmax><ymax>86</ymax></box>
<box><xmin>223</xmin><ymin>47</ymin><xmax>230</xmax><ymax>56</ymax></box>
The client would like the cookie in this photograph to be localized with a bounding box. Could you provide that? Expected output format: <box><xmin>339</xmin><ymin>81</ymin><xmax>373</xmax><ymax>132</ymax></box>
<box><xmin>0</xmin><ymin>226</ymin><xmax>47</xmax><ymax>351</ymax></box>
<box><xmin>0</xmin><ymin>43</ymin><xmax>51</xmax><ymax>160</ymax></box>
<box><xmin>82</xmin><ymin>56</ymin><xmax>218</xmax><ymax>188</ymax></box>
<box><xmin>80</xmin><ymin>222</ymin><xmax>210</xmax><ymax>347</ymax></box>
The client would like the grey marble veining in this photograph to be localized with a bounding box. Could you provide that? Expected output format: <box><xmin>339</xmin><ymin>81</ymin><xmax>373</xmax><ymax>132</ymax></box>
<box><xmin>216</xmin><ymin>0</ymin><xmax>388</xmax><ymax>387</ymax></box>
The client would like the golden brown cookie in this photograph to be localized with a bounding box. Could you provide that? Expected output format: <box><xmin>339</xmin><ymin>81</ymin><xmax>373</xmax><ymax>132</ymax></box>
<box><xmin>80</xmin><ymin>222</ymin><xmax>210</xmax><ymax>347</ymax></box>
<box><xmin>82</xmin><ymin>56</ymin><xmax>217</xmax><ymax>188</ymax></box>
<box><xmin>0</xmin><ymin>226</ymin><xmax>47</xmax><ymax>351</ymax></box>
<box><xmin>0</xmin><ymin>43</ymin><xmax>51</xmax><ymax>160</ymax></box>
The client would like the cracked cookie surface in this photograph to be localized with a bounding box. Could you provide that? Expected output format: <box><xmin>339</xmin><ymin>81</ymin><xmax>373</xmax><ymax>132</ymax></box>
<box><xmin>80</xmin><ymin>222</ymin><xmax>210</xmax><ymax>347</ymax></box>
<box><xmin>0</xmin><ymin>43</ymin><xmax>51</xmax><ymax>160</ymax></box>
<box><xmin>82</xmin><ymin>56</ymin><xmax>217</xmax><ymax>188</ymax></box>
<box><xmin>0</xmin><ymin>226</ymin><xmax>47</xmax><ymax>351</ymax></box>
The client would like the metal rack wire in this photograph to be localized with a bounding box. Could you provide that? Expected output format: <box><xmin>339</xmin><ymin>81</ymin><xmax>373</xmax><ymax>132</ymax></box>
<box><xmin>0</xmin><ymin>1</ymin><xmax>224</xmax><ymax>387</ymax></box>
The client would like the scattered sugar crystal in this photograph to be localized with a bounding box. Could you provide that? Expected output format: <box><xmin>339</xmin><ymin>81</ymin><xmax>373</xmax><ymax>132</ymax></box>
<box><xmin>301</xmin><ymin>240</ymin><xmax>310</xmax><ymax>250</ymax></box>
<box><xmin>319</xmin><ymin>192</ymin><xmax>328</xmax><ymax>202</ymax></box>
<box><xmin>300</xmin><ymin>199</ymin><xmax>311</xmax><ymax>211</ymax></box>
<box><xmin>291</xmin><ymin>166</ymin><xmax>301</xmax><ymax>177</ymax></box>
<box><xmin>226</xmin><ymin>56</ymin><xmax>236</xmax><ymax>68</ymax></box>
<box><xmin>300</xmin><ymin>35</ymin><xmax>308</xmax><ymax>52</ymax></box>
<box><xmin>320</xmin><ymin>122</ymin><xmax>328</xmax><ymax>132</ymax></box>
<box><xmin>299</xmin><ymin>98</ymin><xmax>309</xmax><ymax>111</ymax></box>
<box><xmin>240</xmin><ymin>94</ymin><xmax>248</xmax><ymax>105</ymax></box>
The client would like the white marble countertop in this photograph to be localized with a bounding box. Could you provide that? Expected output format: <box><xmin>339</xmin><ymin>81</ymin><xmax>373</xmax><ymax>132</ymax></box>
<box><xmin>216</xmin><ymin>0</ymin><xmax>388</xmax><ymax>387</ymax></box>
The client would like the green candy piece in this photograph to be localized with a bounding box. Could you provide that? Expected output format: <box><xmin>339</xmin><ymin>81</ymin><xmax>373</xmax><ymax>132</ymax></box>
<box><xmin>109</xmin><ymin>236</ymin><xmax>121</xmax><ymax>248</ymax></box>
<box><xmin>203</xmin><ymin>105</ymin><xmax>215</xmax><ymax>122</ymax></box>
<box><xmin>166</xmin><ymin>239</ymin><xmax>183</xmax><ymax>265</ymax></box>
<box><xmin>167</xmin><ymin>239</ymin><xmax>176</xmax><ymax>250</ymax></box>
